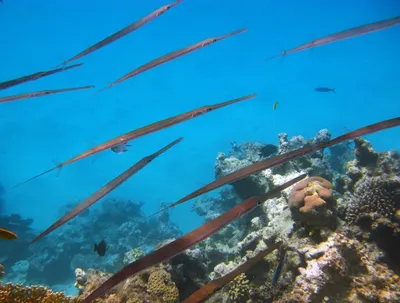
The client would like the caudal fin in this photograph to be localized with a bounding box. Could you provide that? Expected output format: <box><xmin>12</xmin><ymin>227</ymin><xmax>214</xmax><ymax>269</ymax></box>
<box><xmin>12</xmin><ymin>166</ymin><xmax>58</xmax><ymax>189</ymax></box>
<box><xmin>332</xmin><ymin>88</ymin><xmax>336</xmax><ymax>94</ymax></box>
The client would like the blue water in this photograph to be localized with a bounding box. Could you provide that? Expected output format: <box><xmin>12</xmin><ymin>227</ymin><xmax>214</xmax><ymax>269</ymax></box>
<box><xmin>0</xmin><ymin>0</ymin><xmax>399</xmax><ymax>234</ymax></box>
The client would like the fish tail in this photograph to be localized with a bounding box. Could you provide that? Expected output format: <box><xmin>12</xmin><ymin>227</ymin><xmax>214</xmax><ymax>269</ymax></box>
<box><xmin>147</xmin><ymin>206</ymin><xmax>170</xmax><ymax>219</ymax></box>
<box><xmin>94</xmin><ymin>243</ymin><xmax>97</xmax><ymax>252</ymax></box>
<box><xmin>12</xmin><ymin>166</ymin><xmax>58</xmax><ymax>189</ymax></box>
<box><xmin>332</xmin><ymin>88</ymin><xmax>336</xmax><ymax>94</ymax></box>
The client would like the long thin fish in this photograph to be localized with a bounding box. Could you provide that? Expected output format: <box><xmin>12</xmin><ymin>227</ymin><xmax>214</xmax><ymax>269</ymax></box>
<box><xmin>29</xmin><ymin>137</ymin><xmax>183</xmax><ymax>245</ymax></box>
<box><xmin>59</xmin><ymin>0</ymin><xmax>183</xmax><ymax>67</ymax></box>
<box><xmin>0</xmin><ymin>85</ymin><xmax>94</xmax><ymax>104</ymax></box>
<box><xmin>79</xmin><ymin>174</ymin><xmax>306</xmax><ymax>303</ymax></box>
<box><xmin>13</xmin><ymin>94</ymin><xmax>256</xmax><ymax>188</ymax></box>
<box><xmin>265</xmin><ymin>16</ymin><xmax>400</xmax><ymax>61</ymax></box>
<box><xmin>97</xmin><ymin>28</ymin><xmax>247</xmax><ymax>92</ymax></box>
<box><xmin>149</xmin><ymin>117</ymin><xmax>400</xmax><ymax>217</ymax></box>
<box><xmin>183</xmin><ymin>241</ymin><xmax>283</xmax><ymax>303</ymax></box>
<box><xmin>0</xmin><ymin>63</ymin><xmax>83</xmax><ymax>91</ymax></box>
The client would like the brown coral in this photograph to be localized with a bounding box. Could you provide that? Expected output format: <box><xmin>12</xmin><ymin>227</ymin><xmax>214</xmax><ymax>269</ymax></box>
<box><xmin>288</xmin><ymin>176</ymin><xmax>336</xmax><ymax>228</ymax></box>
<box><xmin>148</xmin><ymin>270</ymin><xmax>179</xmax><ymax>303</ymax></box>
<box><xmin>0</xmin><ymin>282</ymin><xmax>80</xmax><ymax>303</ymax></box>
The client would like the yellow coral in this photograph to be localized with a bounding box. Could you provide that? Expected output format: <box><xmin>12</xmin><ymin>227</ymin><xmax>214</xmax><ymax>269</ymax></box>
<box><xmin>148</xmin><ymin>270</ymin><xmax>179</xmax><ymax>303</ymax></box>
<box><xmin>0</xmin><ymin>282</ymin><xmax>81</xmax><ymax>303</ymax></box>
<box><xmin>228</xmin><ymin>273</ymin><xmax>249</xmax><ymax>302</ymax></box>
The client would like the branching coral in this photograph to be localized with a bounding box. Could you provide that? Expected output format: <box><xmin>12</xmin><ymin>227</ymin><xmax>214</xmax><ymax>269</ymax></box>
<box><xmin>0</xmin><ymin>282</ymin><xmax>80</xmax><ymax>303</ymax></box>
<box><xmin>346</xmin><ymin>176</ymin><xmax>398</xmax><ymax>226</ymax></box>
<box><xmin>288</xmin><ymin>176</ymin><xmax>336</xmax><ymax>228</ymax></box>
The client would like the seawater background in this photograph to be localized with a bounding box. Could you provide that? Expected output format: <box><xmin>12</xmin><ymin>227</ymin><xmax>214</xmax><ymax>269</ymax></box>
<box><xmin>0</xmin><ymin>0</ymin><xmax>399</xmax><ymax>234</ymax></box>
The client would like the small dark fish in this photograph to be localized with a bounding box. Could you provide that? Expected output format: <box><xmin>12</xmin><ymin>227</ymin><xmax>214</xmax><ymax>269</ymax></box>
<box><xmin>271</xmin><ymin>245</ymin><xmax>287</xmax><ymax>285</ymax></box>
<box><xmin>273</xmin><ymin>101</ymin><xmax>278</xmax><ymax>110</ymax></box>
<box><xmin>111</xmin><ymin>142</ymin><xmax>131</xmax><ymax>154</ymax></box>
<box><xmin>315</xmin><ymin>87</ymin><xmax>335</xmax><ymax>94</ymax></box>
<box><xmin>94</xmin><ymin>240</ymin><xmax>107</xmax><ymax>256</ymax></box>
<box><xmin>259</xmin><ymin>144</ymin><xmax>278</xmax><ymax>158</ymax></box>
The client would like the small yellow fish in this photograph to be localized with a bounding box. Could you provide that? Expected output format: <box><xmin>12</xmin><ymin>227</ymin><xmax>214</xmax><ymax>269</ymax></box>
<box><xmin>273</xmin><ymin>101</ymin><xmax>279</xmax><ymax>110</ymax></box>
<box><xmin>0</xmin><ymin>228</ymin><xmax>17</xmax><ymax>240</ymax></box>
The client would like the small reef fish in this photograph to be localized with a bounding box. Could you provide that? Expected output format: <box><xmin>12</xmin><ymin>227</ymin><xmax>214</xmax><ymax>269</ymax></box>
<box><xmin>148</xmin><ymin>117</ymin><xmax>400</xmax><ymax>218</ymax></box>
<box><xmin>13</xmin><ymin>94</ymin><xmax>256</xmax><ymax>188</ymax></box>
<box><xmin>265</xmin><ymin>16</ymin><xmax>400</xmax><ymax>61</ymax></box>
<box><xmin>273</xmin><ymin>101</ymin><xmax>278</xmax><ymax>110</ymax></box>
<box><xmin>111</xmin><ymin>142</ymin><xmax>131</xmax><ymax>154</ymax></box>
<box><xmin>271</xmin><ymin>245</ymin><xmax>287</xmax><ymax>286</ymax></box>
<box><xmin>315</xmin><ymin>87</ymin><xmax>335</xmax><ymax>94</ymax></box>
<box><xmin>94</xmin><ymin>240</ymin><xmax>107</xmax><ymax>256</ymax></box>
<box><xmin>78</xmin><ymin>175</ymin><xmax>306</xmax><ymax>303</ymax></box>
<box><xmin>0</xmin><ymin>228</ymin><xmax>17</xmax><ymax>240</ymax></box>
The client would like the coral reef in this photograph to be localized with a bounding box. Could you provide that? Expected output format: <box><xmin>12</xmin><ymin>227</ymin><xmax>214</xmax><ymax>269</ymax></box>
<box><xmin>215</xmin><ymin>130</ymin><xmax>333</xmax><ymax>200</ymax></box>
<box><xmin>0</xmin><ymin>282</ymin><xmax>80</xmax><ymax>303</ymax></box>
<box><xmin>2</xmin><ymin>198</ymin><xmax>182</xmax><ymax>289</ymax></box>
<box><xmin>78</xmin><ymin>266</ymin><xmax>179</xmax><ymax>303</ymax></box>
<box><xmin>194</xmin><ymin>133</ymin><xmax>399</xmax><ymax>303</ymax></box>
<box><xmin>279</xmin><ymin>231</ymin><xmax>400</xmax><ymax>303</ymax></box>
<box><xmin>1</xmin><ymin>129</ymin><xmax>398</xmax><ymax>303</ymax></box>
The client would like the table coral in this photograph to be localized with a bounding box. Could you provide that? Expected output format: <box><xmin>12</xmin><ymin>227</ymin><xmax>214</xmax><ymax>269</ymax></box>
<box><xmin>0</xmin><ymin>282</ymin><xmax>80</xmax><ymax>303</ymax></box>
<box><xmin>288</xmin><ymin>176</ymin><xmax>336</xmax><ymax>228</ymax></box>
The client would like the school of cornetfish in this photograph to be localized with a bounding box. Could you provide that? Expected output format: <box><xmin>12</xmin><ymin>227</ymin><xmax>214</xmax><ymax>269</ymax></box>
<box><xmin>0</xmin><ymin>1</ymin><xmax>399</xmax><ymax>302</ymax></box>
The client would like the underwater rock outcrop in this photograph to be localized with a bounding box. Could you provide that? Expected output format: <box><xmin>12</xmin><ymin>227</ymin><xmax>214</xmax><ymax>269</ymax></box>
<box><xmin>214</xmin><ymin>129</ymin><xmax>334</xmax><ymax>200</ymax></box>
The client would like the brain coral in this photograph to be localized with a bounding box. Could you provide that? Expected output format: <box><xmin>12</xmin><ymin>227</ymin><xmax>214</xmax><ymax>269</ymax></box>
<box><xmin>288</xmin><ymin>176</ymin><xmax>336</xmax><ymax>228</ymax></box>
<box><xmin>148</xmin><ymin>269</ymin><xmax>179</xmax><ymax>303</ymax></box>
